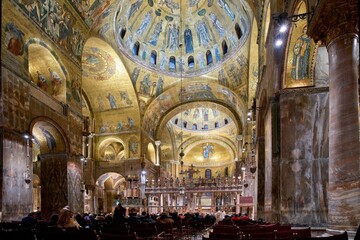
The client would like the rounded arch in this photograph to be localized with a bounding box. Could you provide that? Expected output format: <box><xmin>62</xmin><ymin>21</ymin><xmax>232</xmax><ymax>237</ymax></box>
<box><xmin>97</xmin><ymin>137</ymin><xmax>126</xmax><ymax>161</ymax></box>
<box><xmin>147</xmin><ymin>142</ymin><xmax>156</xmax><ymax>165</ymax></box>
<box><xmin>248</xmin><ymin>15</ymin><xmax>259</xmax><ymax>107</ymax></box>
<box><xmin>29</xmin><ymin>117</ymin><xmax>70</xmax><ymax>154</ymax></box>
<box><xmin>157</xmin><ymin>101</ymin><xmax>241</xmax><ymax>137</ymax></box>
<box><xmin>82</xmin><ymin>37</ymin><xmax>141</xmax><ymax>136</ymax></box>
<box><xmin>143</xmin><ymin>81</ymin><xmax>247</xmax><ymax>139</ymax></box>
<box><xmin>284</xmin><ymin>0</ymin><xmax>316</xmax><ymax>88</ymax></box>
<box><xmin>96</xmin><ymin>172</ymin><xmax>126</xmax><ymax>189</ymax></box>
<box><xmin>25</xmin><ymin>38</ymin><xmax>68</xmax><ymax>101</ymax></box>
<box><xmin>179</xmin><ymin>136</ymin><xmax>237</xmax><ymax>167</ymax></box>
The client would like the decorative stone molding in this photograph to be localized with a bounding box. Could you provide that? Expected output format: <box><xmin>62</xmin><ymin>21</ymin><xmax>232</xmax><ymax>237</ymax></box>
<box><xmin>279</xmin><ymin>86</ymin><xmax>329</xmax><ymax>96</ymax></box>
<box><xmin>308</xmin><ymin>0</ymin><xmax>358</xmax><ymax>46</ymax></box>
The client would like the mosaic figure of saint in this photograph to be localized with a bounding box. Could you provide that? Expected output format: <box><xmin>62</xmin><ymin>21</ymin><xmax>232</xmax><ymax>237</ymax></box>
<box><xmin>214</xmin><ymin>45</ymin><xmax>221</xmax><ymax>62</ymax></box>
<box><xmin>107</xmin><ymin>92</ymin><xmax>117</xmax><ymax>109</ymax></box>
<box><xmin>128</xmin><ymin>117</ymin><xmax>135</xmax><ymax>129</ymax></box>
<box><xmin>48</xmin><ymin>68</ymin><xmax>62</xmax><ymax>95</ymax></box>
<box><xmin>209</xmin><ymin>12</ymin><xmax>226</xmax><ymax>38</ymax></box>
<box><xmin>5</xmin><ymin>22</ymin><xmax>25</xmax><ymax>56</ymax></box>
<box><xmin>71</xmin><ymin>75</ymin><xmax>81</xmax><ymax>103</ymax></box>
<box><xmin>167</xmin><ymin>24</ymin><xmax>179</xmax><ymax>52</ymax></box>
<box><xmin>217</xmin><ymin>0</ymin><xmax>235</xmax><ymax>21</ymax></box>
<box><xmin>58</xmin><ymin>12</ymin><xmax>71</xmax><ymax>49</ymax></box>
<box><xmin>39</xmin><ymin>126</ymin><xmax>56</xmax><ymax>151</ymax></box>
<box><xmin>155</xmin><ymin>77</ymin><xmax>164</xmax><ymax>97</ymax></box>
<box><xmin>131</xmin><ymin>67</ymin><xmax>140</xmax><ymax>86</ymax></box>
<box><xmin>197</xmin><ymin>52</ymin><xmax>205</xmax><ymax>69</ymax></box>
<box><xmin>140</xmin><ymin>74</ymin><xmax>151</xmax><ymax>95</ymax></box>
<box><xmin>149</xmin><ymin>19</ymin><xmax>163</xmax><ymax>46</ymax></box>
<box><xmin>127</xmin><ymin>0</ymin><xmax>144</xmax><ymax>20</ymax></box>
<box><xmin>291</xmin><ymin>25</ymin><xmax>311</xmax><ymax>80</ymax></box>
<box><xmin>184</xmin><ymin>24</ymin><xmax>194</xmax><ymax>54</ymax></box>
<box><xmin>129</xmin><ymin>141</ymin><xmax>138</xmax><ymax>154</ymax></box>
<box><xmin>203</xmin><ymin>143</ymin><xmax>214</xmax><ymax>159</ymax></box>
<box><xmin>196</xmin><ymin>20</ymin><xmax>211</xmax><ymax>47</ymax></box>
<box><xmin>136</xmin><ymin>10</ymin><xmax>153</xmax><ymax>37</ymax></box>
<box><xmin>37</xmin><ymin>70</ymin><xmax>48</xmax><ymax>91</ymax></box>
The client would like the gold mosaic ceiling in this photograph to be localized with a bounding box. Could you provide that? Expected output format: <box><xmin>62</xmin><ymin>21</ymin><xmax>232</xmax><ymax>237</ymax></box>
<box><xmin>115</xmin><ymin>0</ymin><xmax>251</xmax><ymax>77</ymax></box>
<box><xmin>80</xmin><ymin>0</ymin><xmax>257</xmax><ymax>167</ymax></box>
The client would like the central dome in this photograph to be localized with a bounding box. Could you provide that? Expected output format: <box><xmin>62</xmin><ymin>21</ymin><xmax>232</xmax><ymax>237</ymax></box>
<box><xmin>114</xmin><ymin>0</ymin><xmax>250</xmax><ymax>77</ymax></box>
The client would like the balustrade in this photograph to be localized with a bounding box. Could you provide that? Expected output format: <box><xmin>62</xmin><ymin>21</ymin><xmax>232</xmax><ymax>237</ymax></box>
<box><xmin>145</xmin><ymin>176</ymin><xmax>243</xmax><ymax>194</ymax></box>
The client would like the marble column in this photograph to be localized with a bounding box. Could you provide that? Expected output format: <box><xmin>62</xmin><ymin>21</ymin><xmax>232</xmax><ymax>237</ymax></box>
<box><xmin>308</xmin><ymin>0</ymin><xmax>359</xmax><ymax>231</ymax></box>
<box><xmin>160</xmin><ymin>193</ymin><xmax>164</xmax><ymax>213</ymax></box>
<box><xmin>155</xmin><ymin>140</ymin><xmax>161</xmax><ymax>166</ymax></box>
<box><xmin>236</xmin><ymin>193</ymin><xmax>241</xmax><ymax>213</ymax></box>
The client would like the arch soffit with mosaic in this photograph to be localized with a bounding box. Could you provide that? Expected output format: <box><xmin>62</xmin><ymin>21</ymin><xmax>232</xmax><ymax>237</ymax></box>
<box><xmin>156</xmin><ymin>101</ymin><xmax>241</xmax><ymax>138</ymax></box>
<box><xmin>179</xmin><ymin>136</ymin><xmax>236</xmax><ymax>161</ymax></box>
<box><xmin>29</xmin><ymin>117</ymin><xmax>70</xmax><ymax>154</ymax></box>
<box><xmin>81</xmin><ymin>37</ymin><xmax>139</xmax><ymax>117</ymax></box>
<box><xmin>26</xmin><ymin>38</ymin><xmax>68</xmax><ymax>100</ymax></box>
<box><xmin>144</xmin><ymin>82</ymin><xmax>246</xmax><ymax>138</ymax></box>
<box><xmin>96</xmin><ymin>172</ymin><xmax>126</xmax><ymax>188</ymax></box>
<box><xmin>97</xmin><ymin>136</ymin><xmax>126</xmax><ymax>160</ymax></box>
<box><xmin>283</xmin><ymin>0</ymin><xmax>317</xmax><ymax>88</ymax></box>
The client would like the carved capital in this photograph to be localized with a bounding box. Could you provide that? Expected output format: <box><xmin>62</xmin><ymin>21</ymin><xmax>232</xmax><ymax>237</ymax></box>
<box><xmin>308</xmin><ymin>0</ymin><xmax>358</xmax><ymax>46</ymax></box>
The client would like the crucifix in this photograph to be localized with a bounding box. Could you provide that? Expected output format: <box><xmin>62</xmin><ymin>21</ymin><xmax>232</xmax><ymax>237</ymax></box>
<box><xmin>180</xmin><ymin>162</ymin><xmax>200</xmax><ymax>179</ymax></box>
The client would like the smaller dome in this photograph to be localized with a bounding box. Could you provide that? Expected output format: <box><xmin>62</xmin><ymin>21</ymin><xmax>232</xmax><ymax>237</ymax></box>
<box><xmin>171</xmin><ymin>107</ymin><xmax>233</xmax><ymax>132</ymax></box>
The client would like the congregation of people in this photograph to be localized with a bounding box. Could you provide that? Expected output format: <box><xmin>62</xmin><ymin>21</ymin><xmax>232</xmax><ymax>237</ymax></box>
<box><xmin>3</xmin><ymin>206</ymin><xmax>355</xmax><ymax>239</ymax></box>
<box><xmin>1</xmin><ymin>204</ymin><xmax>257</xmax><ymax>240</ymax></box>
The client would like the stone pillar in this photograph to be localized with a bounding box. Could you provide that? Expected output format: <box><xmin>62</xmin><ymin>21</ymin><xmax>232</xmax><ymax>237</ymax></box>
<box><xmin>160</xmin><ymin>193</ymin><xmax>164</xmax><ymax>213</ymax></box>
<box><xmin>155</xmin><ymin>140</ymin><xmax>161</xmax><ymax>166</ymax></box>
<box><xmin>308</xmin><ymin>0</ymin><xmax>359</xmax><ymax>231</ymax></box>
<box><xmin>236</xmin><ymin>193</ymin><xmax>241</xmax><ymax>213</ymax></box>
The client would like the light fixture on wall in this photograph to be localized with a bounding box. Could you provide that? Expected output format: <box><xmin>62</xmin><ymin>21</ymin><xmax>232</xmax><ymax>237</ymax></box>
<box><xmin>80</xmin><ymin>154</ymin><xmax>88</xmax><ymax>166</ymax></box>
<box><xmin>273</xmin><ymin>10</ymin><xmax>314</xmax><ymax>47</ymax></box>
<box><xmin>23</xmin><ymin>131</ymin><xmax>35</xmax><ymax>157</ymax></box>
<box><xmin>24</xmin><ymin>165</ymin><xmax>31</xmax><ymax>184</ymax></box>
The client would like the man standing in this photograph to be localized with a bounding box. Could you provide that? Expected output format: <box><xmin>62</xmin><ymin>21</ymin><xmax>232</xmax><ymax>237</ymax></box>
<box><xmin>113</xmin><ymin>203</ymin><xmax>126</xmax><ymax>223</ymax></box>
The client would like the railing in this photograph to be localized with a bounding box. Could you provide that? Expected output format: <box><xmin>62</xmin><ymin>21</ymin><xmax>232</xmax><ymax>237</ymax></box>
<box><xmin>145</xmin><ymin>176</ymin><xmax>243</xmax><ymax>194</ymax></box>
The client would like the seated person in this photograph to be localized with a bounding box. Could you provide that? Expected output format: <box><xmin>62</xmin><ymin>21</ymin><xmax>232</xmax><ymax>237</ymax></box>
<box><xmin>156</xmin><ymin>212</ymin><xmax>174</xmax><ymax>224</ymax></box>
<box><xmin>57</xmin><ymin>206</ymin><xmax>81</xmax><ymax>229</ymax></box>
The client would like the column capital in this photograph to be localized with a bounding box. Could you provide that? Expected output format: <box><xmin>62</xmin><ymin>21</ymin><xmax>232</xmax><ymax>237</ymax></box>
<box><xmin>155</xmin><ymin>140</ymin><xmax>161</xmax><ymax>146</ymax></box>
<box><xmin>308</xmin><ymin>0</ymin><xmax>358</xmax><ymax>46</ymax></box>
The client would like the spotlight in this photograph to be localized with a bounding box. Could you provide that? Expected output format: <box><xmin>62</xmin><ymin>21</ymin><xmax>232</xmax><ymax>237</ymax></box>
<box><xmin>279</xmin><ymin>25</ymin><xmax>287</xmax><ymax>33</ymax></box>
<box><xmin>275</xmin><ymin>39</ymin><xmax>283</xmax><ymax>46</ymax></box>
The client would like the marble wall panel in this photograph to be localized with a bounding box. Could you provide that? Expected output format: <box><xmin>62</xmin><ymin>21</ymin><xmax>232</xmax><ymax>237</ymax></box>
<box><xmin>40</xmin><ymin>154</ymin><xmax>68</xmax><ymax>220</ymax></box>
<box><xmin>279</xmin><ymin>91</ymin><xmax>329</xmax><ymax>226</ymax></box>
<box><xmin>1</xmin><ymin>131</ymin><xmax>33</xmax><ymax>222</ymax></box>
<box><xmin>67</xmin><ymin>157</ymin><xmax>83</xmax><ymax>214</ymax></box>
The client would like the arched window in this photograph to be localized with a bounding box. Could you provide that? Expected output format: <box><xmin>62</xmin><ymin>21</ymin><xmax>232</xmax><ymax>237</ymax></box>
<box><xmin>188</xmin><ymin>56</ymin><xmax>195</xmax><ymax>68</ymax></box>
<box><xmin>203</xmin><ymin>124</ymin><xmax>208</xmax><ymax>130</ymax></box>
<box><xmin>235</xmin><ymin>23</ymin><xmax>243</xmax><ymax>39</ymax></box>
<box><xmin>169</xmin><ymin>56</ymin><xmax>176</xmax><ymax>70</ymax></box>
<box><xmin>222</xmin><ymin>40</ymin><xmax>228</xmax><ymax>55</ymax></box>
<box><xmin>150</xmin><ymin>51</ymin><xmax>157</xmax><ymax>65</ymax></box>
<box><xmin>183</xmin><ymin>121</ymin><xmax>187</xmax><ymax>128</ymax></box>
<box><xmin>215</xmin><ymin>122</ymin><xmax>219</xmax><ymax>128</ymax></box>
<box><xmin>205</xmin><ymin>169</ymin><xmax>212</xmax><ymax>179</ymax></box>
<box><xmin>133</xmin><ymin>41</ymin><xmax>140</xmax><ymax>56</ymax></box>
<box><xmin>120</xmin><ymin>28</ymin><xmax>127</xmax><ymax>39</ymax></box>
<box><xmin>192</xmin><ymin>124</ymin><xmax>197</xmax><ymax>130</ymax></box>
<box><xmin>224</xmin><ymin>118</ymin><xmax>228</xmax><ymax>124</ymax></box>
<box><xmin>174</xmin><ymin>118</ymin><xmax>178</xmax><ymax>125</ymax></box>
<box><xmin>206</xmin><ymin>50</ymin><xmax>213</xmax><ymax>65</ymax></box>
